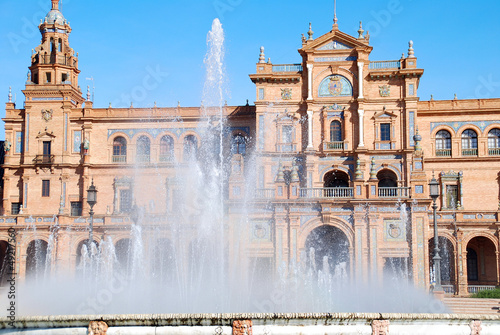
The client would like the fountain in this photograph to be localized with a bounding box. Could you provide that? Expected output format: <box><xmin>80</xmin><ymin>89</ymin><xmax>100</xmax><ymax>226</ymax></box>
<box><xmin>2</xmin><ymin>15</ymin><xmax>500</xmax><ymax>335</ymax></box>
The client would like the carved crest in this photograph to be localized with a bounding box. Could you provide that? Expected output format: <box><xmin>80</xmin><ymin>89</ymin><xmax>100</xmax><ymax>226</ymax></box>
<box><xmin>281</xmin><ymin>88</ymin><xmax>292</xmax><ymax>100</ymax></box>
<box><xmin>328</xmin><ymin>76</ymin><xmax>343</xmax><ymax>96</ymax></box>
<box><xmin>388</xmin><ymin>223</ymin><xmax>401</xmax><ymax>239</ymax></box>
<box><xmin>88</xmin><ymin>321</ymin><xmax>108</xmax><ymax>335</ymax></box>
<box><xmin>41</xmin><ymin>109</ymin><xmax>53</xmax><ymax>122</ymax></box>
<box><xmin>379</xmin><ymin>85</ymin><xmax>391</xmax><ymax>97</ymax></box>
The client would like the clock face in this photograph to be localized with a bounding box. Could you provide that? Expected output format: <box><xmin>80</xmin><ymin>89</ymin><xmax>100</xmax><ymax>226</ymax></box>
<box><xmin>41</xmin><ymin>109</ymin><xmax>53</xmax><ymax>122</ymax></box>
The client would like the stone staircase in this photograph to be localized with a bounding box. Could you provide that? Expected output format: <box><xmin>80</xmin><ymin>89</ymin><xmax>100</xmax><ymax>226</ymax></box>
<box><xmin>444</xmin><ymin>297</ymin><xmax>500</xmax><ymax>315</ymax></box>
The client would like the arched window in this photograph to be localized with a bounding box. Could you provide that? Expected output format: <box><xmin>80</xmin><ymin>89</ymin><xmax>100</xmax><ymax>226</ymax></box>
<box><xmin>231</xmin><ymin>134</ymin><xmax>246</xmax><ymax>155</ymax></box>
<box><xmin>50</xmin><ymin>38</ymin><xmax>55</xmax><ymax>52</ymax></box>
<box><xmin>58</xmin><ymin>38</ymin><xmax>62</xmax><ymax>52</ymax></box>
<box><xmin>377</xmin><ymin>169</ymin><xmax>399</xmax><ymax>197</ymax></box>
<box><xmin>435</xmin><ymin>130</ymin><xmax>451</xmax><ymax>157</ymax></box>
<box><xmin>160</xmin><ymin>135</ymin><xmax>174</xmax><ymax>162</ymax></box>
<box><xmin>113</xmin><ymin>136</ymin><xmax>127</xmax><ymax>163</ymax></box>
<box><xmin>136</xmin><ymin>136</ymin><xmax>150</xmax><ymax>163</ymax></box>
<box><xmin>488</xmin><ymin>129</ymin><xmax>500</xmax><ymax>155</ymax></box>
<box><xmin>183</xmin><ymin>135</ymin><xmax>198</xmax><ymax>161</ymax></box>
<box><xmin>467</xmin><ymin>248</ymin><xmax>478</xmax><ymax>282</ymax></box>
<box><xmin>461</xmin><ymin>129</ymin><xmax>477</xmax><ymax>156</ymax></box>
<box><xmin>330</xmin><ymin>121</ymin><xmax>342</xmax><ymax>142</ymax></box>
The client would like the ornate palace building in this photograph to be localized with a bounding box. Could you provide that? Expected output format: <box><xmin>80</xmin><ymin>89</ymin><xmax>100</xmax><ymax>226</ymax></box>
<box><xmin>2</xmin><ymin>0</ymin><xmax>500</xmax><ymax>296</ymax></box>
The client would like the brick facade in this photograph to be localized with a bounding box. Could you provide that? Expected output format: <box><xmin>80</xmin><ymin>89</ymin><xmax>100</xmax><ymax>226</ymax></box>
<box><xmin>2</xmin><ymin>1</ymin><xmax>500</xmax><ymax>296</ymax></box>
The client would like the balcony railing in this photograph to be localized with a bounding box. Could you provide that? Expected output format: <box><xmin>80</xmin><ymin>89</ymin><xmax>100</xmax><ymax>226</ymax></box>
<box><xmin>272</xmin><ymin>64</ymin><xmax>303</xmax><ymax>72</ymax></box>
<box><xmin>33</xmin><ymin>155</ymin><xmax>54</xmax><ymax>164</ymax></box>
<box><xmin>436</xmin><ymin>149</ymin><xmax>451</xmax><ymax>157</ymax></box>
<box><xmin>136</xmin><ymin>155</ymin><xmax>150</xmax><ymax>163</ymax></box>
<box><xmin>378</xmin><ymin>187</ymin><xmax>410</xmax><ymax>198</ymax></box>
<box><xmin>276</xmin><ymin>143</ymin><xmax>297</xmax><ymax>152</ymax></box>
<box><xmin>34</xmin><ymin>54</ymin><xmax>75</xmax><ymax>66</ymax></box>
<box><xmin>112</xmin><ymin>155</ymin><xmax>127</xmax><ymax>163</ymax></box>
<box><xmin>488</xmin><ymin>148</ymin><xmax>500</xmax><ymax>156</ymax></box>
<box><xmin>442</xmin><ymin>285</ymin><xmax>455</xmax><ymax>294</ymax></box>
<box><xmin>468</xmin><ymin>285</ymin><xmax>496</xmax><ymax>294</ymax></box>
<box><xmin>462</xmin><ymin>148</ymin><xmax>478</xmax><ymax>156</ymax></box>
<box><xmin>369</xmin><ymin>60</ymin><xmax>401</xmax><ymax>70</ymax></box>
<box><xmin>323</xmin><ymin>141</ymin><xmax>344</xmax><ymax>151</ymax></box>
<box><xmin>300</xmin><ymin>187</ymin><xmax>354</xmax><ymax>199</ymax></box>
<box><xmin>255</xmin><ymin>188</ymin><xmax>275</xmax><ymax>199</ymax></box>
<box><xmin>159</xmin><ymin>154</ymin><xmax>174</xmax><ymax>162</ymax></box>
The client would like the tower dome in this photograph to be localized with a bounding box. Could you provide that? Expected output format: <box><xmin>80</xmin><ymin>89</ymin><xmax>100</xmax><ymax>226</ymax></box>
<box><xmin>45</xmin><ymin>0</ymin><xmax>66</xmax><ymax>25</ymax></box>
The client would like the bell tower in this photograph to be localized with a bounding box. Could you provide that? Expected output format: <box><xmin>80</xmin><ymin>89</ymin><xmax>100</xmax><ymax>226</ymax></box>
<box><xmin>24</xmin><ymin>0</ymin><xmax>84</xmax><ymax>106</ymax></box>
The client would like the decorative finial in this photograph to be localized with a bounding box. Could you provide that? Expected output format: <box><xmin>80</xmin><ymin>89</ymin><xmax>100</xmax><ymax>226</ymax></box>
<box><xmin>430</xmin><ymin>94</ymin><xmax>434</xmax><ymax>101</ymax></box>
<box><xmin>259</xmin><ymin>46</ymin><xmax>265</xmax><ymax>63</ymax></box>
<box><xmin>130</xmin><ymin>102</ymin><xmax>134</xmax><ymax>108</ymax></box>
<box><xmin>8</xmin><ymin>87</ymin><xmax>12</xmax><ymax>103</ymax></box>
<box><xmin>401</xmin><ymin>53</ymin><xmax>405</xmax><ymax>60</ymax></box>
<box><xmin>276</xmin><ymin>163</ymin><xmax>285</xmax><ymax>183</ymax></box>
<box><xmin>454</xmin><ymin>93</ymin><xmax>457</xmax><ymax>100</ymax></box>
<box><xmin>333</xmin><ymin>0</ymin><xmax>338</xmax><ymax>26</ymax></box>
<box><xmin>370</xmin><ymin>157</ymin><xmax>377</xmax><ymax>180</ymax></box>
<box><xmin>177</xmin><ymin>101</ymin><xmax>181</xmax><ymax>108</ymax></box>
<box><xmin>307</xmin><ymin>23</ymin><xmax>314</xmax><ymax>40</ymax></box>
<box><xmin>267</xmin><ymin>57</ymin><xmax>271</xmax><ymax>64</ymax></box>
<box><xmin>290</xmin><ymin>164</ymin><xmax>300</xmax><ymax>183</ymax></box>
<box><xmin>301</xmin><ymin>33</ymin><xmax>306</xmax><ymax>43</ymax></box>
<box><xmin>413</xmin><ymin>127</ymin><xmax>422</xmax><ymax>151</ymax></box>
<box><xmin>355</xmin><ymin>158</ymin><xmax>363</xmax><ymax>180</ymax></box>
<box><xmin>408</xmin><ymin>40</ymin><xmax>415</xmax><ymax>57</ymax></box>
<box><xmin>154</xmin><ymin>101</ymin><xmax>157</xmax><ymax>107</ymax></box>
<box><xmin>108</xmin><ymin>102</ymin><xmax>112</xmax><ymax>108</ymax></box>
<box><xmin>51</xmin><ymin>0</ymin><xmax>59</xmax><ymax>11</ymax></box>
<box><xmin>86</xmin><ymin>86</ymin><xmax>90</xmax><ymax>101</ymax></box>
<box><xmin>357</xmin><ymin>21</ymin><xmax>364</xmax><ymax>39</ymax></box>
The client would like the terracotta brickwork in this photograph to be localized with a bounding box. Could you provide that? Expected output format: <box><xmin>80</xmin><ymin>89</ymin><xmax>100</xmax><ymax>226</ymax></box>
<box><xmin>2</xmin><ymin>2</ymin><xmax>500</xmax><ymax>295</ymax></box>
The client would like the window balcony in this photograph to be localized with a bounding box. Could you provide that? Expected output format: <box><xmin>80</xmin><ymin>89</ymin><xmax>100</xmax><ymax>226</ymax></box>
<box><xmin>488</xmin><ymin>148</ymin><xmax>500</xmax><ymax>156</ymax></box>
<box><xmin>255</xmin><ymin>188</ymin><xmax>275</xmax><ymax>199</ymax></box>
<box><xmin>378</xmin><ymin>187</ymin><xmax>410</xmax><ymax>198</ymax></box>
<box><xmin>136</xmin><ymin>155</ymin><xmax>150</xmax><ymax>163</ymax></box>
<box><xmin>436</xmin><ymin>149</ymin><xmax>451</xmax><ymax>157</ymax></box>
<box><xmin>300</xmin><ymin>187</ymin><xmax>354</xmax><ymax>199</ymax></box>
<box><xmin>33</xmin><ymin>155</ymin><xmax>54</xmax><ymax>164</ymax></box>
<box><xmin>462</xmin><ymin>148</ymin><xmax>477</xmax><ymax>156</ymax></box>
<box><xmin>159</xmin><ymin>154</ymin><xmax>174</xmax><ymax>162</ymax></box>
<box><xmin>276</xmin><ymin>143</ymin><xmax>297</xmax><ymax>152</ymax></box>
<box><xmin>323</xmin><ymin>141</ymin><xmax>344</xmax><ymax>151</ymax></box>
<box><xmin>112</xmin><ymin>155</ymin><xmax>127</xmax><ymax>163</ymax></box>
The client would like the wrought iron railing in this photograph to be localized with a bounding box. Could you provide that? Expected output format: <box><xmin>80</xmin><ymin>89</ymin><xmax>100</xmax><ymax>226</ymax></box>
<box><xmin>436</xmin><ymin>149</ymin><xmax>451</xmax><ymax>157</ymax></box>
<box><xmin>369</xmin><ymin>60</ymin><xmax>401</xmax><ymax>70</ymax></box>
<box><xmin>300</xmin><ymin>187</ymin><xmax>354</xmax><ymax>199</ymax></box>
<box><xmin>462</xmin><ymin>148</ymin><xmax>478</xmax><ymax>156</ymax></box>
<box><xmin>378</xmin><ymin>187</ymin><xmax>410</xmax><ymax>198</ymax></box>
<box><xmin>488</xmin><ymin>148</ymin><xmax>500</xmax><ymax>156</ymax></box>
<box><xmin>33</xmin><ymin>155</ymin><xmax>54</xmax><ymax>164</ymax></box>
<box><xmin>112</xmin><ymin>155</ymin><xmax>127</xmax><ymax>163</ymax></box>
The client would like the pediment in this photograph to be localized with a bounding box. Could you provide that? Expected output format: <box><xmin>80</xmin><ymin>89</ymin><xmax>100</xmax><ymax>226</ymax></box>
<box><xmin>301</xmin><ymin>29</ymin><xmax>372</xmax><ymax>54</ymax></box>
<box><xmin>373</xmin><ymin>110</ymin><xmax>397</xmax><ymax>119</ymax></box>
<box><xmin>36</xmin><ymin>130</ymin><xmax>56</xmax><ymax>139</ymax></box>
<box><xmin>317</xmin><ymin>40</ymin><xmax>352</xmax><ymax>51</ymax></box>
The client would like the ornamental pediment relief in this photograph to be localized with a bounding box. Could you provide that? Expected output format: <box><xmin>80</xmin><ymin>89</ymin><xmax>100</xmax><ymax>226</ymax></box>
<box><xmin>36</xmin><ymin>129</ymin><xmax>56</xmax><ymax>139</ymax></box>
<box><xmin>317</xmin><ymin>40</ymin><xmax>352</xmax><ymax>51</ymax></box>
<box><xmin>373</xmin><ymin>108</ymin><xmax>397</xmax><ymax>119</ymax></box>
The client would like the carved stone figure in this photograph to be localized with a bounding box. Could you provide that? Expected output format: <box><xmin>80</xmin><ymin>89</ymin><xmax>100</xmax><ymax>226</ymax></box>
<box><xmin>88</xmin><ymin>321</ymin><xmax>108</xmax><ymax>335</ymax></box>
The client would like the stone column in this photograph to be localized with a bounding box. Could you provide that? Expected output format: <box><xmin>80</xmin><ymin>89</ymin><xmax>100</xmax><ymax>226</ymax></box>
<box><xmin>358</xmin><ymin>109</ymin><xmax>365</xmax><ymax>148</ymax></box>
<box><xmin>357</xmin><ymin>62</ymin><xmax>364</xmax><ymax>99</ymax></box>
<box><xmin>307</xmin><ymin>110</ymin><xmax>314</xmax><ymax>149</ymax></box>
<box><xmin>307</xmin><ymin>64</ymin><xmax>313</xmax><ymax>100</ymax></box>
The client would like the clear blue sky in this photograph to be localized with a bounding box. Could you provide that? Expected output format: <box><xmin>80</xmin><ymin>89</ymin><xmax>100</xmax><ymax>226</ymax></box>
<box><xmin>1</xmin><ymin>0</ymin><xmax>499</xmax><ymax>140</ymax></box>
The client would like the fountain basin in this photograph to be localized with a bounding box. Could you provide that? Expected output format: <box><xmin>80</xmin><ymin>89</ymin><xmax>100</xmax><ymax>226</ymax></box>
<box><xmin>1</xmin><ymin>313</ymin><xmax>499</xmax><ymax>334</ymax></box>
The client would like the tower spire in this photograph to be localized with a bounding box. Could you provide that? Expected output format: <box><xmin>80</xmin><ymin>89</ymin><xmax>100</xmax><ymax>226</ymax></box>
<box><xmin>333</xmin><ymin>0</ymin><xmax>338</xmax><ymax>26</ymax></box>
<box><xmin>51</xmin><ymin>0</ymin><xmax>59</xmax><ymax>10</ymax></box>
